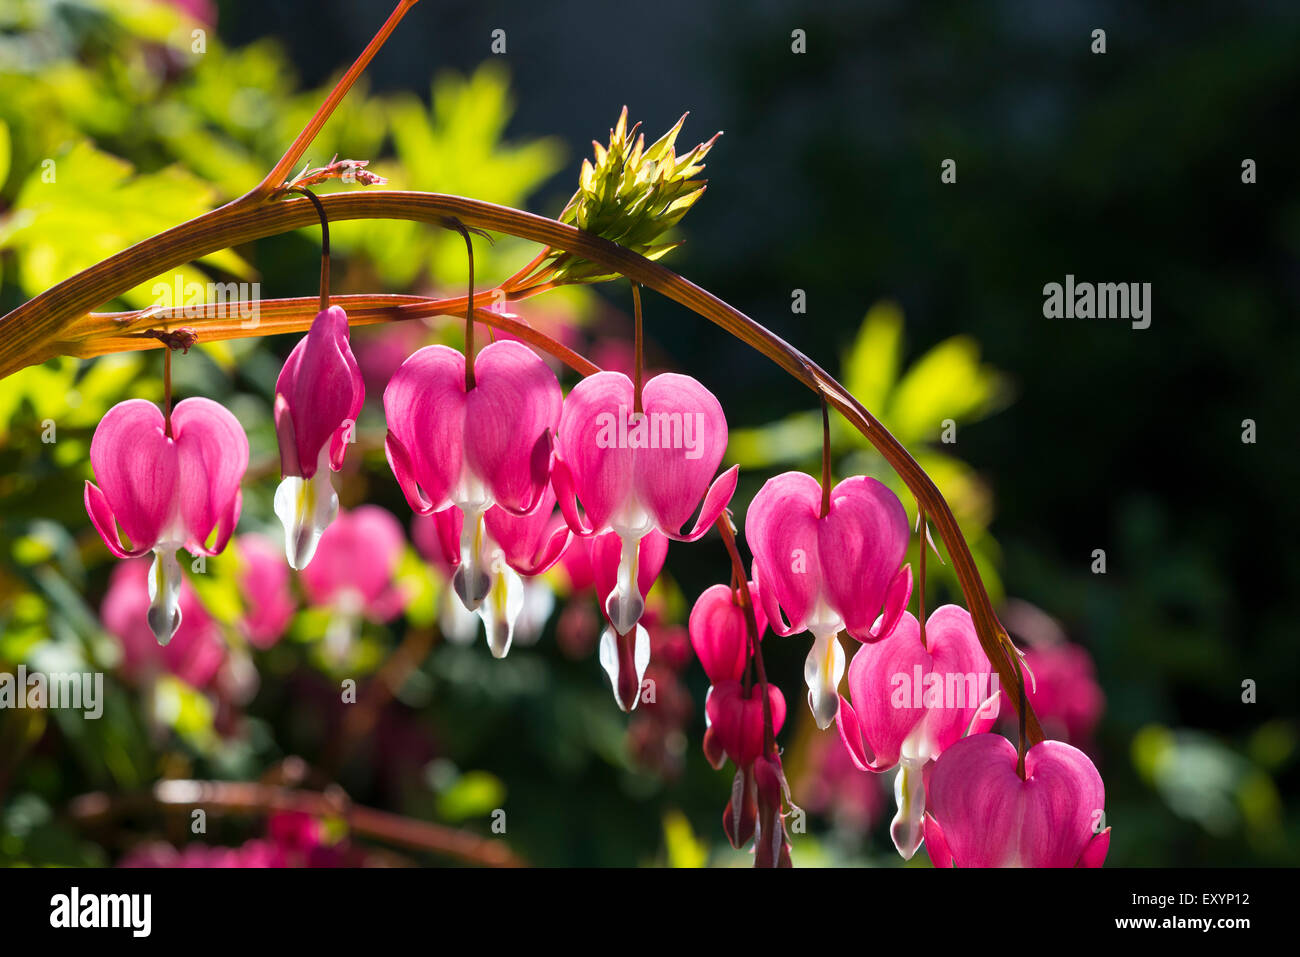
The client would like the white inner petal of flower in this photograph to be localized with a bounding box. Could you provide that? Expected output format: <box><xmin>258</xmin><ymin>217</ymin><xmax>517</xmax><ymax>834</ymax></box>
<box><xmin>890</xmin><ymin>756</ymin><xmax>928</xmax><ymax>860</ymax></box>
<box><xmin>146</xmin><ymin>547</ymin><xmax>184</xmax><ymax>645</ymax></box>
<box><xmin>274</xmin><ymin>446</ymin><xmax>339</xmax><ymax>571</ymax></box>
<box><xmin>803</xmin><ymin>625</ymin><xmax>845</xmax><ymax>730</ymax></box>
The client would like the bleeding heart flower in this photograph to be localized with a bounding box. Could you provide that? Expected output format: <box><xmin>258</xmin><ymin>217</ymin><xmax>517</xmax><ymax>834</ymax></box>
<box><xmin>299</xmin><ymin>506</ymin><xmax>406</xmax><ymax>662</ymax></box>
<box><xmin>552</xmin><ymin>371</ymin><xmax>738</xmax><ymax>637</ymax></box>
<box><xmin>705</xmin><ymin>680</ymin><xmax>786</xmax><ymax>769</ymax></box>
<box><xmin>924</xmin><ymin>733</ymin><xmax>1110</xmax><ymax>868</ymax></box>
<box><xmin>746</xmin><ymin>471</ymin><xmax>912</xmax><ymax>729</ymax></box>
<box><xmin>85</xmin><ymin>397</ymin><xmax>249</xmax><ymax>645</ymax></box>
<box><xmin>273</xmin><ymin>306</ymin><xmax>365</xmax><ymax>570</ymax></box>
<box><xmin>1010</xmin><ymin>642</ymin><xmax>1106</xmax><ymax>747</ymax></box>
<box><xmin>415</xmin><ymin>488</ymin><xmax>570</xmax><ymax>658</ymax></box>
<box><xmin>235</xmin><ymin>534</ymin><xmax>296</xmax><ymax>649</ymax></box>
<box><xmin>101</xmin><ymin>558</ymin><xmax>225</xmax><ymax>689</ymax></box>
<box><xmin>689</xmin><ymin>581</ymin><xmax>767</xmax><ymax>684</ymax></box>
<box><xmin>835</xmin><ymin>605</ymin><xmax>1000</xmax><ymax>858</ymax></box>
<box><xmin>385</xmin><ymin>340</ymin><xmax>562</xmax><ymax>617</ymax></box>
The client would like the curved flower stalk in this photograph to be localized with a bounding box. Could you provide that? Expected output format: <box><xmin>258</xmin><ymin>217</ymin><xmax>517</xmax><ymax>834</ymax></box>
<box><xmin>835</xmin><ymin>605</ymin><xmax>1000</xmax><ymax>859</ymax></box>
<box><xmin>273</xmin><ymin>305</ymin><xmax>365</xmax><ymax>570</ymax></box>
<box><xmin>384</xmin><ymin>339</ymin><xmax>563</xmax><ymax>617</ymax></box>
<box><xmin>746</xmin><ymin>472</ymin><xmax>912</xmax><ymax>729</ymax></box>
<box><xmin>924</xmin><ymin>733</ymin><xmax>1110</xmax><ymax>868</ymax></box>
<box><xmin>416</xmin><ymin>489</ymin><xmax>570</xmax><ymax>658</ymax></box>
<box><xmin>84</xmin><ymin>398</ymin><xmax>249</xmax><ymax>644</ymax></box>
<box><xmin>235</xmin><ymin>534</ymin><xmax>297</xmax><ymax>649</ymax></box>
<box><xmin>553</xmin><ymin>370</ymin><xmax>738</xmax><ymax>637</ymax></box>
<box><xmin>298</xmin><ymin>505</ymin><xmax>406</xmax><ymax>663</ymax></box>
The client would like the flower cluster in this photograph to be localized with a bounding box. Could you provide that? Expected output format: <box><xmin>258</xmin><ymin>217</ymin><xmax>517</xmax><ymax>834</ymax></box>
<box><xmin>83</xmin><ymin>292</ymin><xmax>1108</xmax><ymax>868</ymax></box>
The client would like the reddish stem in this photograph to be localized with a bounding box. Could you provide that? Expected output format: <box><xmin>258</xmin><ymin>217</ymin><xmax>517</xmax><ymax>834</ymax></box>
<box><xmin>716</xmin><ymin>514</ymin><xmax>775</xmax><ymax>757</ymax></box>
<box><xmin>242</xmin><ymin>0</ymin><xmax>421</xmax><ymax>203</ymax></box>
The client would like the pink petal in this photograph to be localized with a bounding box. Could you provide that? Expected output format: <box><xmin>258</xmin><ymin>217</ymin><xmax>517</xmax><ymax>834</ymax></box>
<box><xmin>834</xmin><ymin>692</ymin><xmax>877</xmax><ymax>772</ymax></box>
<box><xmin>236</xmin><ymin>534</ymin><xmax>295</xmax><ymax>649</ymax></box>
<box><xmin>171</xmin><ymin>397</ymin><xmax>249</xmax><ymax>556</ymax></box>
<box><xmin>1077</xmin><ymin>827</ymin><xmax>1110</xmax><ymax>868</ymax></box>
<box><xmin>555</xmin><ymin>371</ymin><xmax>636</xmax><ymax>532</ymax></box>
<box><xmin>661</xmin><ymin>465</ymin><xmax>739</xmax><ymax>543</ymax></box>
<box><xmin>384</xmin><ymin>345</ymin><xmax>468</xmax><ymax>512</ymax></box>
<box><xmin>818</xmin><ymin>476</ymin><xmax>910</xmax><ymax>642</ymax></box>
<box><xmin>842</xmin><ymin>612</ymin><xmax>927</xmax><ymax>770</ymax></box>
<box><xmin>465</xmin><ymin>340</ymin><xmax>563</xmax><ymax>514</ymax></box>
<box><xmin>745</xmin><ymin>471</ymin><xmax>825</xmax><ymax>636</ymax></box>
<box><xmin>484</xmin><ymin>485</ymin><xmax>570</xmax><ymax>575</ymax></box>
<box><xmin>633</xmin><ymin>373</ymin><xmax>730</xmax><ymax>535</ymax></box>
<box><xmin>88</xmin><ymin>399</ymin><xmax>177</xmax><ymax>553</ymax></box>
<box><xmin>923</xmin><ymin>813</ymin><xmax>954</xmax><ymax>868</ymax></box>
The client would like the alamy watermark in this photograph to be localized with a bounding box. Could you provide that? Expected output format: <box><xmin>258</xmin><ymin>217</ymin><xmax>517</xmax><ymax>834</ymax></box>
<box><xmin>151</xmin><ymin>275</ymin><xmax>262</xmax><ymax>328</ymax></box>
<box><xmin>1042</xmin><ymin>274</ymin><xmax>1151</xmax><ymax>330</ymax></box>
<box><xmin>0</xmin><ymin>666</ymin><xmax>103</xmax><ymax>719</ymax></box>
<box><xmin>594</xmin><ymin>406</ymin><xmax>707</xmax><ymax>459</ymax></box>
<box><xmin>890</xmin><ymin>666</ymin><xmax>999</xmax><ymax>715</ymax></box>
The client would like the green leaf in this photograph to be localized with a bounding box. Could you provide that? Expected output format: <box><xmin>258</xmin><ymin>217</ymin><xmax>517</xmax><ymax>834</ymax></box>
<box><xmin>886</xmin><ymin>334</ymin><xmax>1007</xmax><ymax>444</ymax></box>
<box><xmin>843</xmin><ymin>300</ymin><xmax>903</xmax><ymax>415</ymax></box>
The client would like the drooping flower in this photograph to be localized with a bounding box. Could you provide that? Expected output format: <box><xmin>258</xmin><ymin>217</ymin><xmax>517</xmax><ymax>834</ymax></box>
<box><xmin>235</xmin><ymin>534</ymin><xmax>296</xmax><ymax>649</ymax></box>
<box><xmin>415</xmin><ymin>488</ymin><xmax>570</xmax><ymax>658</ymax></box>
<box><xmin>689</xmin><ymin>581</ymin><xmax>767</xmax><ymax>685</ymax></box>
<box><xmin>835</xmin><ymin>605</ymin><xmax>1000</xmax><ymax>858</ymax></box>
<box><xmin>746</xmin><ymin>471</ymin><xmax>912</xmax><ymax>729</ymax></box>
<box><xmin>299</xmin><ymin>505</ymin><xmax>406</xmax><ymax>661</ymax></box>
<box><xmin>384</xmin><ymin>340</ymin><xmax>562</xmax><ymax>616</ymax></box>
<box><xmin>552</xmin><ymin>370</ymin><xmax>738</xmax><ymax>638</ymax></box>
<box><xmin>101</xmin><ymin>558</ymin><xmax>225</xmax><ymax>689</ymax></box>
<box><xmin>924</xmin><ymin>733</ymin><xmax>1110</xmax><ymax>868</ymax></box>
<box><xmin>273</xmin><ymin>306</ymin><xmax>365</xmax><ymax>570</ymax></box>
<box><xmin>705</xmin><ymin>680</ymin><xmax>786</xmax><ymax>770</ymax></box>
<box><xmin>85</xmin><ymin>397</ymin><xmax>249</xmax><ymax>645</ymax></box>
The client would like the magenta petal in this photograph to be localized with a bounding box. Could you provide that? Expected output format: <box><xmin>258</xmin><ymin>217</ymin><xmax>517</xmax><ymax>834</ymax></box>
<box><xmin>633</xmin><ymin>373</ymin><xmax>730</xmax><ymax>534</ymax></box>
<box><xmin>275</xmin><ymin>306</ymin><xmax>365</xmax><ymax>479</ymax></box>
<box><xmin>555</xmin><ymin>371</ymin><xmax>636</xmax><ymax>532</ymax></box>
<box><xmin>384</xmin><ymin>345</ymin><xmax>468</xmax><ymax>512</ymax></box>
<box><xmin>867</xmin><ymin>563</ymin><xmax>913</xmax><ymax>641</ymax></box>
<box><xmin>819</xmin><ymin>476</ymin><xmax>910</xmax><ymax>641</ymax></box>
<box><xmin>84</xmin><ymin>481</ymin><xmax>150</xmax><ymax>558</ymax></box>
<box><xmin>923</xmin><ymin>813</ymin><xmax>954</xmax><ymax>868</ymax></box>
<box><xmin>746</xmin><ymin>471</ymin><xmax>825</xmax><ymax>636</ymax></box>
<box><xmin>922</xmin><ymin>605</ymin><xmax>998</xmax><ymax>753</ymax></box>
<box><xmin>1077</xmin><ymin>827</ymin><xmax>1110</xmax><ymax>868</ymax></box>
<box><xmin>662</xmin><ymin>464</ymin><xmax>739</xmax><ymax>543</ymax></box>
<box><xmin>549</xmin><ymin>456</ymin><xmax>594</xmax><ymax>535</ymax></box>
<box><xmin>484</xmin><ymin>485</ymin><xmax>563</xmax><ymax>574</ymax></box>
<box><xmin>834</xmin><ymin>693</ymin><xmax>877</xmax><ymax>772</ymax></box>
<box><xmin>171</xmin><ymin>397</ymin><xmax>248</xmax><ymax>556</ymax></box>
<box><xmin>466</xmin><ymin>340</ymin><xmax>563</xmax><ymax>514</ymax></box>
<box><xmin>385</xmin><ymin>430</ymin><xmax>434</xmax><ymax>515</ymax></box>
<box><xmin>88</xmin><ymin>399</ymin><xmax>177</xmax><ymax>553</ymax></box>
